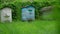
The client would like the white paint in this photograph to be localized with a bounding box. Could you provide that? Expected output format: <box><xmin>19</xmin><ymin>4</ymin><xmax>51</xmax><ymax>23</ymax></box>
<box><xmin>1</xmin><ymin>8</ymin><xmax>12</xmax><ymax>22</ymax></box>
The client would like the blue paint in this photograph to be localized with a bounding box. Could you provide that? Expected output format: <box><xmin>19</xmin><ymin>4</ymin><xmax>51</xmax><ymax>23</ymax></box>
<box><xmin>22</xmin><ymin>8</ymin><xmax>27</xmax><ymax>20</ymax></box>
<box><xmin>22</xmin><ymin>6</ymin><xmax>35</xmax><ymax>21</ymax></box>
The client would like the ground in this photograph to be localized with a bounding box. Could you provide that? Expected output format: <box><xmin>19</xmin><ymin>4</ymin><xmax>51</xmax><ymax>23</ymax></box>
<box><xmin>0</xmin><ymin>20</ymin><xmax>58</xmax><ymax>34</ymax></box>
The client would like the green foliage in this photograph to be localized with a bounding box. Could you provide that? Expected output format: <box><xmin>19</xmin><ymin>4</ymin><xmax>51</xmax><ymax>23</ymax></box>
<box><xmin>0</xmin><ymin>0</ymin><xmax>60</xmax><ymax>20</ymax></box>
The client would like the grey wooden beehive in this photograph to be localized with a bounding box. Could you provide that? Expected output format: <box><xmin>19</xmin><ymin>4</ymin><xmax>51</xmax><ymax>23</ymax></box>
<box><xmin>40</xmin><ymin>6</ymin><xmax>53</xmax><ymax>20</ymax></box>
<box><xmin>0</xmin><ymin>7</ymin><xmax>12</xmax><ymax>22</ymax></box>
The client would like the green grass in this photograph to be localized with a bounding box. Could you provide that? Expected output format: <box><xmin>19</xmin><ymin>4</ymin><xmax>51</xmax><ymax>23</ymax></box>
<box><xmin>0</xmin><ymin>20</ymin><xmax>58</xmax><ymax>34</ymax></box>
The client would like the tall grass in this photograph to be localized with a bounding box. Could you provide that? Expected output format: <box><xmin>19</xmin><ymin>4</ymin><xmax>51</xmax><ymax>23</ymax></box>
<box><xmin>0</xmin><ymin>20</ymin><xmax>57</xmax><ymax>34</ymax></box>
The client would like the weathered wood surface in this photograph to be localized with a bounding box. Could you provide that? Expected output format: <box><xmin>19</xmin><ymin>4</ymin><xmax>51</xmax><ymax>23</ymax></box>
<box><xmin>1</xmin><ymin>8</ymin><xmax>12</xmax><ymax>22</ymax></box>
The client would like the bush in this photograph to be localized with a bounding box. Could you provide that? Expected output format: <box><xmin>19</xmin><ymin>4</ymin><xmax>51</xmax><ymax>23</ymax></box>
<box><xmin>0</xmin><ymin>1</ymin><xmax>60</xmax><ymax>21</ymax></box>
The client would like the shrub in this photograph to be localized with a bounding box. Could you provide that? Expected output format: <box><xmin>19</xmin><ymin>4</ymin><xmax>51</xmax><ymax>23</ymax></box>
<box><xmin>0</xmin><ymin>1</ymin><xmax>60</xmax><ymax>21</ymax></box>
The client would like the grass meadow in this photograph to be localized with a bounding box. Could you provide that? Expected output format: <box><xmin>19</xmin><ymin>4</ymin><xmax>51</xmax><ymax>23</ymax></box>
<box><xmin>0</xmin><ymin>20</ymin><xmax>58</xmax><ymax>34</ymax></box>
<box><xmin>0</xmin><ymin>0</ymin><xmax>60</xmax><ymax>34</ymax></box>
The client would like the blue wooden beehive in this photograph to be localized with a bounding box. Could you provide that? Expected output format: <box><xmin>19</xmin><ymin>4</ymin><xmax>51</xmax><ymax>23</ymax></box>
<box><xmin>22</xmin><ymin>7</ymin><xmax>28</xmax><ymax>21</ymax></box>
<box><xmin>22</xmin><ymin>6</ymin><xmax>35</xmax><ymax>21</ymax></box>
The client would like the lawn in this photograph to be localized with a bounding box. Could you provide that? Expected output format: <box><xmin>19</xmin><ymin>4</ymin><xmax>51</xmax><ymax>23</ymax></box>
<box><xmin>0</xmin><ymin>0</ymin><xmax>60</xmax><ymax>34</ymax></box>
<box><xmin>0</xmin><ymin>20</ymin><xmax>58</xmax><ymax>34</ymax></box>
